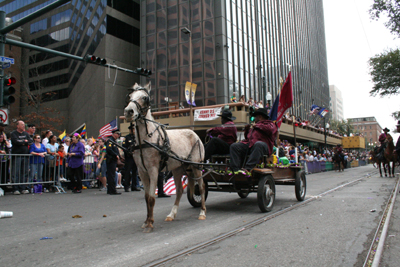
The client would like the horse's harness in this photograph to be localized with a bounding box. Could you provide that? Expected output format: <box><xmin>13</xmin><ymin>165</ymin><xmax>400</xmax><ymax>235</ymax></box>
<box><xmin>127</xmin><ymin>87</ymin><xmax>202</xmax><ymax>173</ymax></box>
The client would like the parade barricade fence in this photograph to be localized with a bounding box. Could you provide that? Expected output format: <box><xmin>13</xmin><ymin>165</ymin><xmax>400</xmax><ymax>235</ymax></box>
<box><xmin>0</xmin><ymin>154</ymin><xmax>98</xmax><ymax>191</ymax></box>
<box><xmin>305</xmin><ymin>159</ymin><xmax>365</xmax><ymax>174</ymax></box>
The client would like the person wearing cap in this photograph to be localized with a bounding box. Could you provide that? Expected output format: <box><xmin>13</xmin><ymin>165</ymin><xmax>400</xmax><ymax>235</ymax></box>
<box><xmin>122</xmin><ymin>125</ymin><xmax>140</xmax><ymax>192</ymax></box>
<box><xmin>229</xmin><ymin>108</ymin><xmax>277</xmax><ymax>174</ymax></box>
<box><xmin>66</xmin><ymin>133</ymin><xmax>85</xmax><ymax>193</ymax></box>
<box><xmin>379</xmin><ymin>127</ymin><xmax>390</xmax><ymax>145</ymax></box>
<box><xmin>204</xmin><ymin>109</ymin><xmax>237</xmax><ymax>162</ymax></box>
<box><xmin>26</xmin><ymin>124</ymin><xmax>36</xmax><ymax>139</ymax></box>
<box><xmin>106</xmin><ymin>129</ymin><xmax>121</xmax><ymax>195</ymax></box>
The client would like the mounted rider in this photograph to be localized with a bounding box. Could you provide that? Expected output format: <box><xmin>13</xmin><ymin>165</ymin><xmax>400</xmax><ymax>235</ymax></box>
<box><xmin>204</xmin><ymin>109</ymin><xmax>237</xmax><ymax>162</ymax></box>
<box><xmin>377</xmin><ymin>127</ymin><xmax>390</xmax><ymax>158</ymax></box>
<box><xmin>229</xmin><ymin>108</ymin><xmax>277</xmax><ymax>175</ymax></box>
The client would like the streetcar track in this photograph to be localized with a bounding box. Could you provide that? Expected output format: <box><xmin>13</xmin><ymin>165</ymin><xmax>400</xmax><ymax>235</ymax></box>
<box><xmin>363</xmin><ymin>174</ymin><xmax>399</xmax><ymax>267</ymax></box>
<box><xmin>144</xmin><ymin>171</ymin><xmax>377</xmax><ymax>267</ymax></box>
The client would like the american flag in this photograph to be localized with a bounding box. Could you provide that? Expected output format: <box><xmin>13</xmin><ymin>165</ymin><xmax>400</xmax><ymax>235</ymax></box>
<box><xmin>99</xmin><ymin>119</ymin><xmax>118</xmax><ymax>138</ymax></box>
<box><xmin>155</xmin><ymin>176</ymin><xmax>188</xmax><ymax>195</ymax></box>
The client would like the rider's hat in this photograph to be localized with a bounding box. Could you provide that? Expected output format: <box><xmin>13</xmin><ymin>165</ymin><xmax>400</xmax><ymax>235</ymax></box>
<box><xmin>383</xmin><ymin>127</ymin><xmax>390</xmax><ymax>132</ymax></box>
<box><xmin>252</xmin><ymin>108</ymin><xmax>270</xmax><ymax>120</ymax></box>
<box><xmin>218</xmin><ymin>110</ymin><xmax>236</xmax><ymax>121</ymax></box>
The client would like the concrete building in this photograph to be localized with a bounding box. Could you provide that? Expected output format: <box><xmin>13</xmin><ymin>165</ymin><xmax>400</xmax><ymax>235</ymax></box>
<box><xmin>140</xmin><ymin>0</ymin><xmax>330</xmax><ymax>120</ymax></box>
<box><xmin>0</xmin><ymin>0</ymin><xmax>141</xmax><ymax>136</ymax></box>
<box><xmin>329</xmin><ymin>84</ymin><xmax>344</xmax><ymax>121</ymax></box>
<box><xmin>348</xmin><ymin>117</ymin><xmax>382</xmax><ymax>146</ymax></box>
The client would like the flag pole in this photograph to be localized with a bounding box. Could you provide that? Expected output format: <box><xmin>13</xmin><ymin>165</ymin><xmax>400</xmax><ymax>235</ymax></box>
<box><xmin>275</xmin><ymin>76</ymin><xmax>284</xmax><ymax>157</ymax></box>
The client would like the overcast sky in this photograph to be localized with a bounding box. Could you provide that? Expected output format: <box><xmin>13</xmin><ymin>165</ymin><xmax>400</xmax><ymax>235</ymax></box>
<box><xmin>323</xmin><ymin>0</ymin><xmax>400</xmax><ymax>141</ymax></box>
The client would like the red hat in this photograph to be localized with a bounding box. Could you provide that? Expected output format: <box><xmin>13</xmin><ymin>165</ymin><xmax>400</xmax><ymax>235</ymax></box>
<box><xmin>290</xmin><ymin>154</ymin><xmax>295</xmax><ymax>158</ymax></box>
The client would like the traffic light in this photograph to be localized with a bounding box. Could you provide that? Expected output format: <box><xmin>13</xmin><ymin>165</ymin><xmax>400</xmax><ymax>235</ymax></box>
<box><xmin>135</xmin><ymin>68</ymin><xmax>152</xmax><ymax>76</ymax></box>
<box><xmin>3</xmin><ymin>77</ymin><xmax>16</xmax><ymax>105</ymax></box>
<box><xmin>86</xmin><ymin>55</ymin><xmax>107</xmax><ymax>65</ymax></box>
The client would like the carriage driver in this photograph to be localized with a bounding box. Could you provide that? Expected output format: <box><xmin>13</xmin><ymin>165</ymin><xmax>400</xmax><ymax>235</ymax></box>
<box><xmin>204</xmin><ymin>109</ymin><xmax>237</xmax><ymax>162</ymax></box>
<box><xmin>229</xmin><ymin>108</ymin><xmax>277</xmax><ymax>175</ymax></box>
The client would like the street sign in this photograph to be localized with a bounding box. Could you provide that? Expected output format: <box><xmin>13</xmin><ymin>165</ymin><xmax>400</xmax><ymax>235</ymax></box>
<box><xmin>1</xmin><ymin>62</ymin><xmax>10</xmax><ymax>69</ymax></box>
<box><xmin>0</xmin><ymin>57</ymin><xmax>14</xmax><ymax>64</ymax></box>
<box><xmin>0</xmin><ymin>108</ymin><xmax>9</xmax><ymax>125</ymax></box>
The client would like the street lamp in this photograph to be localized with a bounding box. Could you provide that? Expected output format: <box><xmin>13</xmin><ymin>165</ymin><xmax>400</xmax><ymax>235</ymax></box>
<box><xmin>181</xmin><ymin>27</ymin><xmax>193</xmax><ymax>128</ymax></box>
<box><xmin>324</xmin><ymin>121</ymin><xmax>330</xmax><ymax>153</ymax></box>
<box><xmin>266</xmin><ymin>92</ymin><xmax>272</xmax><ymax>107</ymax></box>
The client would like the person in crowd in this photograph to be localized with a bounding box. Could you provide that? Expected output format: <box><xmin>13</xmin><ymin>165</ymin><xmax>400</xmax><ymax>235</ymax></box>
<box><xmin>204</xmin><ymin>110</ymin><xmax>237</xmax><ymax>162</ymax></box>
<box><xmin>56</xmin><ymin>145</ymin><xmax>65</xmax><ymax>182</ymax></box>
<box><xmin>42</xmin><ymin>130</ymin><xmax>52</xmax><ymax>146</ymax></box>
<box><xmin>29</xmin><ymin>134</ymin><xmax>47</xmax><ymax>184</ymax></box>
<box><xmin>122</xmin><ymin>125</ymin><xmax>140</xmax><ymax>192</ymax></box>
<box><xmin>0</xmin><ymin>132</ymin><xmax>11</xmax><ymax>185</ymax></box>
<box><xmin>0</xmin><ymin>122</ymin><xmax>6</xmax><ymax>138</ymax></box>
<box><xmin>308</xmin><ymin>151</ymin><xmax>314</xmax><ymax>161</ymax></box>
<box><xmin>63</xmin><ymin>137</ymin><xmax>71</xmax><ymax>152</ymax></box>
<box><xmin>81</xmin><ymin>138</ymin><xmax>92</xmax><ymax>188</ymax></box>
<box><xmin>247</xmin><ymin>97</ymin><xmax>254</xmax><ymax>106</ymax></box>
<box><xmin>11</xmin><ymin>120</ymin><xmax>33</xmax><ymax>195</ymax></box>
<box><xmin>92</xmin><ymin>143</ymin><xmax>100</xmax><ymax>178</ymax></box>
<box><xmin>230</xmin><ymin>108</ymin><xmax>277</xmax><ymax>174</ymax></box>
<box><xmin>66</xmin><ymin>133</ymin><xmax>85</xmax><ymax>193</ymax></box>
<box><xmin>157</xmin><ymin>171</ymin><xmax>172</xmax><ymax>198</ymax></box>
<box><xmin>231</xmin><ymin>92</ymin><xmax>237</xmax><ymax>103</ymax></box>
<box><xmin>239</xmin><ymin>95</ymin><xmax>246</xmax><ymax>103</ymax></box>
<box><xmin>106</xmin><ymin>129</ymin><xmax>122</xmax><ymax>195</ymax></box>
<box><xmin>26</xmin><ymin>124</ymin><xmax>36</xmax><ymax>139</ymax></box>
<box><xmin>96</xmin><ymin>138</ymin><xmax>107</xmax><ymax>191</ymax></box>
<box><xmin>45</xmin><ymin>135</ymin><xmax>59</xmax><ymax>181</ymax></box>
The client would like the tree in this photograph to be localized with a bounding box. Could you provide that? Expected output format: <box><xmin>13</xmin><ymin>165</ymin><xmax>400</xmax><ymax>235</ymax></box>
<box><xmin>329</xmin><ymin>119</ymin><xmax>356</xmax><ymax>136</ymax></box>
<box><xmin>370</xmin><ymin>0</ymin><xmax>400</xmax><ymax>38</ymax></box>
<box><xmin>368</xmin><ymin>48</ymin><xmax>400</xmax><ymax>97</ymax></box>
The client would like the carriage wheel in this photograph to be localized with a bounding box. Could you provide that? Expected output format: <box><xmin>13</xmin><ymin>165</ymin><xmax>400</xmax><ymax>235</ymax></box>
<box><xmin>295</xmin><ymin>170</ymin><xmax>306</xmax><ymax>201</ymax></box>
<box><xmin>187</xmin><ymin>181</ymin><xmax>208</xmax><ymax>208</ymax></box>
<box><xmin>238</xmin><ymin>188</ymin><xmax>250</xmax><ymax>198</ymax></box>
<box><xmin>257</xmin><ymin>174</ymin><xmax>275</xmax><ymax>212</ymax></box>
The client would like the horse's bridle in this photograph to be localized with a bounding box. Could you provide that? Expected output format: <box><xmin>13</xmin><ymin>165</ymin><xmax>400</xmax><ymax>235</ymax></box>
<box><xmin>128</xmin><ymin>87</ymin><xmax>150</xmax><ymax>119</ymax></box>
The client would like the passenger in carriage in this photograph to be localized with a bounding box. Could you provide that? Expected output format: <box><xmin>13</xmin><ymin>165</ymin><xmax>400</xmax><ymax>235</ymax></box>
<box><xmin>204</xmin><ymin>110</ymin><xmax>237</xmax><ymax>162</ymax></box>
<box><xmin>229</xmin><ymin>108</ymin><xmax>278</xmax><ymax>175</ymax></box>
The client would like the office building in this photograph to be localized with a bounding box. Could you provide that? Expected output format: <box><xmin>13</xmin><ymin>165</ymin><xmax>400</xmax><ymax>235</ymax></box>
<box><xmin>140</xmin><ymin>0</ymin><xmax>329</xmax><ymax>120</ymax></box>
<box><xmin>348</xmin><ymin>117</ymin><xmax>382</xmax><ymax>146</ymax></box>
<box><xmin>329</xmin><ymin>84</ymin><xmax>344</xmax><ymax>121</ymax></box>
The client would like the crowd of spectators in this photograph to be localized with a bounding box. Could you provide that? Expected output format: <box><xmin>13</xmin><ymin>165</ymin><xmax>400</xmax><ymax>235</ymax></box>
<box><xmin>0</xmin><ymin>120</ymin><xmax>141</xmax><ymax>195</ymax></box>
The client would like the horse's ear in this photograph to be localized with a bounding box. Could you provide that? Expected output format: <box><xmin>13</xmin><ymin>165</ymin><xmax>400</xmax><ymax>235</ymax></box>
<box><xmin>146</xmin><ymin>81</ymin><xmax>151</xmax><ymax>93</ymax></box>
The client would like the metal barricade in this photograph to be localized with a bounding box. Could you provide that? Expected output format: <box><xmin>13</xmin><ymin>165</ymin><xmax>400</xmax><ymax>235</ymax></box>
<box><xmin>0</xmin><ymin>154</ymin><xmax>99</xmax><ymax>193</ymax></box>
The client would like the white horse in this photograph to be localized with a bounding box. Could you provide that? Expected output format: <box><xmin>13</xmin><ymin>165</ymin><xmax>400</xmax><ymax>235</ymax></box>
<box><xmin>124</xmin><ymin>82</ymin><xmax>206</xmax><ymax>233</ymax></box>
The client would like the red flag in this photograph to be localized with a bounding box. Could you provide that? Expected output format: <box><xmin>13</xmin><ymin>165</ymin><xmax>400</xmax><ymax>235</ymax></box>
<box><xmin>276</xmin><ymin>72</ymin><xmax>293</xmax><ymax>128</ymax></box>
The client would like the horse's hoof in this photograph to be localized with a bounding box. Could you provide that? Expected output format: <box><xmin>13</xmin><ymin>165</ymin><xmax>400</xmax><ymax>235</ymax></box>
<box><xmin>198</xmin><ymin>215</ymin><xmax>206</xmax><ymax>220</ymax></box>
<box><xmin>165</xmin><ymin>216</ymin><xmax>174</xmax><ymax>222</ymax></box>
<box><xmin>141</xmin><ymin>223</ymin><xmax>147</xmax><ymax>229</ymax></box>
<box><xmin>143</xmin><ymin>227</ymin><xmax>153</xmax><ymax>233</ymax></box>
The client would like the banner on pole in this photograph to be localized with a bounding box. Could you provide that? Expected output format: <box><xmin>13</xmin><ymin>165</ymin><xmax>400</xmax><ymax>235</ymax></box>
<box><xmin>185</xmin><ymin>82</ymin><xmax>191</xmax><ymax>105</ymax></box>
<box><xmin>194</xmin><ymin>107</ymin><xmax>222</xmax><ymax>121</ymax></box>
<box><xmin>191</xmin><ymin>83</ymin><xmax>197</xmax><ymax>106</ymax></box>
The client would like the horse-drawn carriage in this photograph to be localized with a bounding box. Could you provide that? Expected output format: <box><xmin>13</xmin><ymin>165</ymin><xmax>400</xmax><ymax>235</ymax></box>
<box><xmin>187</xmin><ymin>155</ymin><xmax>307</xmax><ymax>212</ymax></box>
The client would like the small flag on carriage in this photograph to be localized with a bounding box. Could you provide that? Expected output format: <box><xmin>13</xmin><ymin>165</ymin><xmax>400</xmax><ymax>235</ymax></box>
<box><xmin>276</xmin><ymin>71</ymin><xmax>293</xmax><ymax>128</ymax></box>
<box><xmin>155</xmin><ymin>176</ymin><xmax>188</xmax><ymax>195</ymax></box>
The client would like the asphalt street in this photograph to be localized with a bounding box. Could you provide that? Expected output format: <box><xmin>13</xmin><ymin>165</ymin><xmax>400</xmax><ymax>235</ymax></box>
<box><xmin>0</xmin><ymin>165</ymin><xmax>397</xmax><ymax>267</ymax></box>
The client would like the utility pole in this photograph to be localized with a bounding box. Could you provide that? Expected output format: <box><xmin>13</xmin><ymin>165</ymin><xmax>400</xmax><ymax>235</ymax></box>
<box><xmin>0</xmin><ymin>11</ymin><xmax>6</xmax><ymax>107</ymax></box>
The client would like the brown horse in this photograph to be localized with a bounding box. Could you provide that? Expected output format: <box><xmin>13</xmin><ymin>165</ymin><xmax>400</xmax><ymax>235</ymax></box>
<box><xmin>124</xmin><ymin>82</ymin><xmax>206</xmax><ymax>233</ymax></box>
<box><xmin>370</xmin><ymin>148</ymin><xmax>388</xmax><ymax>177</ymax></box>
<box><xmin>384</xmin><ymin>134</ymin><xmax>397</xmax><ymax>177</ymax></box>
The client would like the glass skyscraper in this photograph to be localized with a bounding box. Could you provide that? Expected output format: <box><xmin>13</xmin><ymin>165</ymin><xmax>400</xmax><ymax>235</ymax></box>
<box><xmin>141</xmin><ymin>0</ymin><xmax>329</xmax><ymax>119</ymax></box>
<box><xmin>0</xmin><ymin>0</ymin><xmax>141</xmax><ymax>134</ymax></box>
